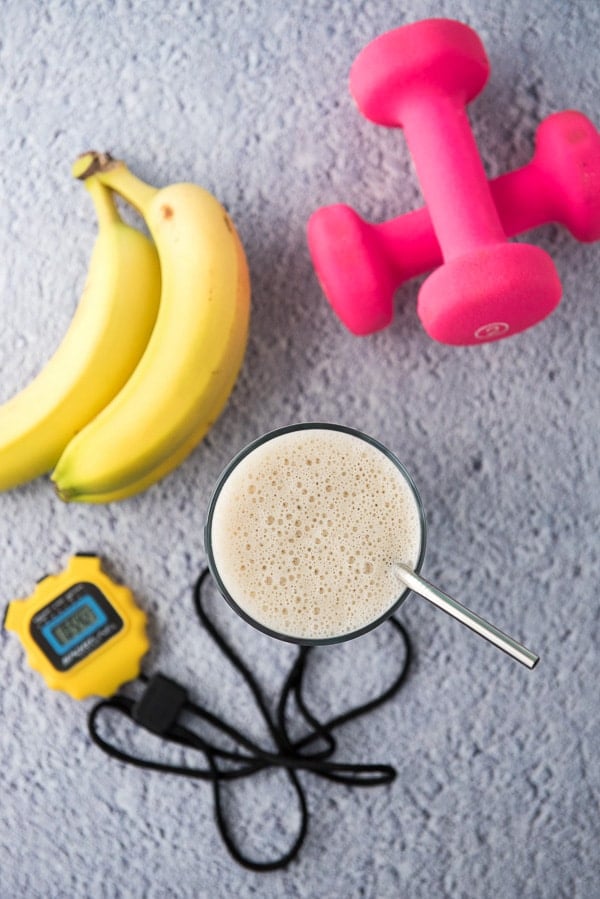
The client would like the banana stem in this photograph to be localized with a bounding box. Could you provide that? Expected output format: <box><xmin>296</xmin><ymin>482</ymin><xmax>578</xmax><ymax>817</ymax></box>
<box><xmin>73</xmin><ymin>151</ymin><xmax>158</xmax><ymax>217</ymax></box>
<box><xmin>85</xmin><ymin>178</ymin><xmax>121</xmax><ymax>228</ymax></box>
<box><xmin>94</xmin><ymin>163</ymin><xmax>158</xmax><ymax>218</ymax></box>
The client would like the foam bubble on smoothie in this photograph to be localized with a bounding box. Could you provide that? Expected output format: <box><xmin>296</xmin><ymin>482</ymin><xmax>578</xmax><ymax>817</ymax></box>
<box><xmin>209</xmin><ymin>428</ymin><xmax>423</xmax><ymax>640</ymax></box>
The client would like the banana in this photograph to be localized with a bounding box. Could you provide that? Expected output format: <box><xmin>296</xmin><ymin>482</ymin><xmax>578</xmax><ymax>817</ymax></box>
<box><xmin>57</xmin><ymin>241</ymin><xmax>249</xmax><ymax>504</ymax></box>
<box><xmin>0</xmin><ymin>179</ymin><xmax>160</xmax><ymax>491</ymax></box>
<box><xmin>52</xmin><ymin>153</ymin><xmax>251</xmax><ymax>502</ymax></box>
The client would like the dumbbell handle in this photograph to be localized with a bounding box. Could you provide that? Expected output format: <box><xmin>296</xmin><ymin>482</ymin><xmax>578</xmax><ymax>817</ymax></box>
<box><xmin>401</xmin><ymin>93</ymin><xmax>507</xmax><ymax>257</ymax></box>
<box><xmin>376</xmin><ymin>156</ymin><xmax>568</xmax><ymax>282</ymax></box>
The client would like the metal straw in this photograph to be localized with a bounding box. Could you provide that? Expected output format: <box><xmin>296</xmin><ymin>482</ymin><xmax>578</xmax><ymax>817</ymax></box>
<box><xmin>395</xmin><ymin>564</ymin><xmax>539</xmax><ymax>669</ymax></box>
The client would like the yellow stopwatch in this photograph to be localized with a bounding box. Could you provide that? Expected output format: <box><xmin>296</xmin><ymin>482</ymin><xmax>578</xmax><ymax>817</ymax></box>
<box><xmin>4</xmin><ymin>554</ymin><xmax>149</xmax><ymax>700</ymax></box>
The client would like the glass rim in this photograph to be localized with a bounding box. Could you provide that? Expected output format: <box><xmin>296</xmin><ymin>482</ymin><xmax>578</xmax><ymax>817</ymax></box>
<box><xmin>204</xmin><ymin>422</ymin><xmax>427</xmax><ymax>645</ymax></box>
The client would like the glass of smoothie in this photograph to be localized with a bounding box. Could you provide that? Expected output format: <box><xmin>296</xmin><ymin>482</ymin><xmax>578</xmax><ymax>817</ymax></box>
<box><xmin>205</xmin><ymin>423</ymin><xmax>538</xmax><ymax>668</ymax></box>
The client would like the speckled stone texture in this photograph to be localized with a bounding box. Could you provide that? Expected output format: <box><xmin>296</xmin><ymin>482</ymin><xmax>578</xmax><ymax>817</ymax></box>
<box><xmin>1</xmin><ymin>1</ymin><xmax>599</xmax><ymax>897</ymax></box>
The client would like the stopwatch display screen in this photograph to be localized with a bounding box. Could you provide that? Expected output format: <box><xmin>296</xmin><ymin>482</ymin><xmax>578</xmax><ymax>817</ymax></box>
<box><xmin>46</xmin><ymin>597</ymin><xmax>105</xmax><ymax>652</ymax></box>
<box><xmin>30</xmin><ymin>582</ymin><xmax>123</xmax><ymax>671</ymax></box>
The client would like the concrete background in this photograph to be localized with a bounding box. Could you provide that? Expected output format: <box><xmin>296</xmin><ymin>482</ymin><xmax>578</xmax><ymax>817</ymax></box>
<box><xmin>0</xmin><ymin>1</ymin><xmax>598</xmax><ymax>896</ymax></box>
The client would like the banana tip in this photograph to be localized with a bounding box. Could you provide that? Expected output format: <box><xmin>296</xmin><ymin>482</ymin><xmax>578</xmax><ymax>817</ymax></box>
<box><xmin>53</xmin><ymin>481</ymin><xmax>76</xmax><ymax>503</ymax></box>
<box><xmin>72</xmin><ymin>151</ymin><xmax>119</xmax><ymax>181</ymax></box>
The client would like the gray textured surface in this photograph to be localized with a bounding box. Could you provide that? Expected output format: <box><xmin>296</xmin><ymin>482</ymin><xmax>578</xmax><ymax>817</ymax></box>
<box><xmin>1</xmin><ymin>1</ymin><xmax>599</xmax><ymax>897</ymax></box>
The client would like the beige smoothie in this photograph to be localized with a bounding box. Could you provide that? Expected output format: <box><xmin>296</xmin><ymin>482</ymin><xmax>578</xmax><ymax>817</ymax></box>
<box><xmin>207</xmin><ymin>426</ymin><xmax>424</xmax><ymax>641</ymax></box>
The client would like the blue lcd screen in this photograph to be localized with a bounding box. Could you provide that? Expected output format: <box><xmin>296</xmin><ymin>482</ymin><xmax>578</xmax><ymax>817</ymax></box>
<box><xmin>41</xmin><ymin>595</ymin><xmax>107</xmax><ymax>656</ymax></box>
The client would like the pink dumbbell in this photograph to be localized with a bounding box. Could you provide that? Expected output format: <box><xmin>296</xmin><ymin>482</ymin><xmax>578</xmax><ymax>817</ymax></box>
<box><xmin>309</xmin><ymin>19</ymin><xmax>564</xmax><ymax>344</ymax></box>
<box><xmin>308</xmin><ymin>109</ymin><xmax>600</xmax><ymax>336</ymax></box>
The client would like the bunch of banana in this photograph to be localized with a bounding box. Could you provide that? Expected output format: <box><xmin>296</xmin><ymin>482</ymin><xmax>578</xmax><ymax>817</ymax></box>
<box><xmin>0</xmin><ymin>153</ymin><xmax>251</xmax><ymax>502</ymax></box>
<box><xmin>0</xmin><ymin>179</ymin><xmax>161</xmax><ymax>492</ymax></box>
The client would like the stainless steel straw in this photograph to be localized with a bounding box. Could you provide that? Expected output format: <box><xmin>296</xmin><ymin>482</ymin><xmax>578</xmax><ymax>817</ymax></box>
<box><xmin>395</xmin><ymin>563</ymin><xmax>539</xmax><ymax>669</ymax></box>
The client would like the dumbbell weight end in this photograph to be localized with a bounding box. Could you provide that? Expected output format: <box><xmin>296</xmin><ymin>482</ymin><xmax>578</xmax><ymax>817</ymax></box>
<box><xmin>417</xmin><ymin>243</ymin><xmax>562</xmax><ymax>345</ymax></box>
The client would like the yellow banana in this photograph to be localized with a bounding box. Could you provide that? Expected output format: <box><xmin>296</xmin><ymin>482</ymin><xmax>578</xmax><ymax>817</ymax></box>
<box><xmin>57</xmin><ymin>241</ymin><xmax>249</xmax><ymax>504</ymax></box>
<box><xmin>0</xmin><ymin>180</ymin><xmax>160</xmax><ymax>492</ymax></box>
<box><xmin>52</xmin><ymin>153</ymin><xmax>251</xmax><ymax>502</ymax></box>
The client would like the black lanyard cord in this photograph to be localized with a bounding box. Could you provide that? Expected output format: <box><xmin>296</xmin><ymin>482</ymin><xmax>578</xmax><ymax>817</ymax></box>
<box><xmin>87</xmin><ymin>568</ymin><xmax>413</xmax><ymax>872</ymax></box>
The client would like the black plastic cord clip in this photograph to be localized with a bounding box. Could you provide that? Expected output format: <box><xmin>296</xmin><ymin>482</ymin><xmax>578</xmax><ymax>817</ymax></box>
<box><xmin>132</xmin><ymin>673</ymin><xmax>188</xmax><ymax>736</ymax></box>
